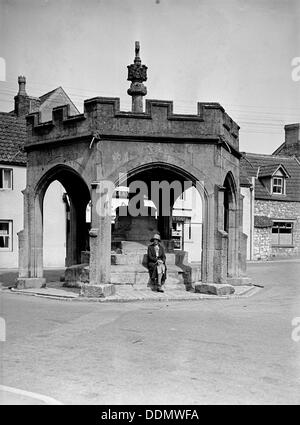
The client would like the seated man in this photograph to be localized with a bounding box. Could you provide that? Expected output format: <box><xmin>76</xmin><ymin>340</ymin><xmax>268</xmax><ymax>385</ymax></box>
<box><xmin>147</xmin><ymin>234</ymin><xmax>167</xmax><ymax>292</ymax></box>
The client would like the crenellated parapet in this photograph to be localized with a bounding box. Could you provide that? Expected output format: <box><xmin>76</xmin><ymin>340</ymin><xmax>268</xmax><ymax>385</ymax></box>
<box><xmin>25</xmin><ymin>97</ymin><xmax>240</xmax><ymax>153</ymax></box>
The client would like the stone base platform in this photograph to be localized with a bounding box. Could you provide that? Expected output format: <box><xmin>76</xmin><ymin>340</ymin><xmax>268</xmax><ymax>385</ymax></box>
<box><xmin>15</xmin><ymin>277</ymin><xmax>46</xmax><ymax>289</ymax></box>
<box><xmin>8</xmin><ymin>283</ymin><xmax>260</xmax><ymax>302</ymax></box>
<box><xmin>65</xmin><ymin>241</ymin><xmax>199</xmax><ymax>294</ymax></box>
<box><xmin>64</xmin><ymin>263</ymin><xmax>186</xmax><ymax>291</ymax></box>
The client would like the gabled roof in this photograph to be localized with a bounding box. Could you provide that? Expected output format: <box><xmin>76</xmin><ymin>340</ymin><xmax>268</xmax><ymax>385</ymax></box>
<box><xmin>258</xmin><ymin>163</ymin><xmax>291</xmax><ymax>178</ymax></box>
<box><xmin>0</xmin><ymin>112</ymin><xmax>27</xmax><ymax>165</ymax></box>
<box><xmin>0</xmin><ymin>85</ymin><xmax>79</xmax><ymax>166</ymax></box>
<box><xmin>39</xmin><ymin>88</ymin><xmax>58</xmax><ymax>103</ymax></box>
<box><xmin>38</xmin><ymin>86</ymin><xmax>79</xmax><ymax>121</ymax></box>
<box><xmin>272</xmin><ymin>141</ymin><xmax>285</xmax><ymax>156</ymax></box>
<box><xmin>240</xmin><ymin>152</ymin><xmax>300</xmax><ymax>202</ymax></box>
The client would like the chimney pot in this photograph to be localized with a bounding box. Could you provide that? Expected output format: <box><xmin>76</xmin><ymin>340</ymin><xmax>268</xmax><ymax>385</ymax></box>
<box><xmin>18</xmin><ymin>75</ymin><xmax>27</xmax><ymax>96</ymax></box>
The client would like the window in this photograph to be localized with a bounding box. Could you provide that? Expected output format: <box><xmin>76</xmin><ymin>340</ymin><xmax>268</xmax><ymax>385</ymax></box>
<box><xmin>188</xmin><ymin>220</ymin><xmax>192</xmax><ymax>240</ymax></box>
<box><xmin>271</xmin><ymin>221</ymin><xmax>293</xmax><ymax>246</ymax></box>
<box><xmin>272</xmin><ymin>177</ymin><xmax>284</xmax><ymax>194</ymax></box>
<box><xmin>0</xmin><ymin>168</ymin><xmax>12</xmax><ymax>189</ymax></box>
<box><xmin>0</xmin><ymin>221</ymin><xmax>12</xmax><ymax>251</ymax></box>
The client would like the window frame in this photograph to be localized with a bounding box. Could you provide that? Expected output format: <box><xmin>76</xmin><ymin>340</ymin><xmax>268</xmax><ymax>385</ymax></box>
<box><xmin>271</xmin><ymin>176</ymin><xmax>285</xmax><ymax>195</ymax></box>
<box><xmin>271</xmin><ymin>220</ymin><xmax>294</xmax><ymax>247</ymax></box>
<box><xmin>0</xmin><ymin>220</ymin><xmax>13</xmax><ymax>251</ymax></box>
<box><xmin>0</xmin><ymin>167</ymin><xmax>13</xmax><ymax>190</ymax></box>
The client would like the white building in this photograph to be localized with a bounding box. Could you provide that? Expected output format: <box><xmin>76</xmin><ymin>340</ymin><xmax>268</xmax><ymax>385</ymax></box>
<box><xmin>0</xmin><ymin>163</ymin><xmax>26</xmax><ymax>268</ymax></box>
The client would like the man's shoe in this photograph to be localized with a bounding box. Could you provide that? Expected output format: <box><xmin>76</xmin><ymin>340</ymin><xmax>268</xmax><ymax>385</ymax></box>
<box><xmin>157</xmin><ymin>288</ymin><xmax>164</xmax><ymax>293</ymax></box>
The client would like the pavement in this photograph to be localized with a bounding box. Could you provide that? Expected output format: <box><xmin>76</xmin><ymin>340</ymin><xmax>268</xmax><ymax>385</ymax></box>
<box><xmin>7</xmin><ymin>284</ymin><xmax>259</xmax><ymax>302</ymax></box>
<box><xmin>0</xmin><ymin>267</ymin><xmax>259</xmax><ymax>302</ymax></box>
<box><xmin>0</xmin><ymin>260</ymin><xmax>299</xmax><ymax>405</ymax></box>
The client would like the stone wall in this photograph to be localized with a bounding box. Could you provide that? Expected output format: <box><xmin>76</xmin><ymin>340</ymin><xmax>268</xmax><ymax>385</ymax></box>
<box><xmin>254</xmin><ymin>200</ymin><xmax>300</xmax><ymax>259</ymax></box>
<box><xmin>253</xmin><ymin>227</ymin><xmax>271</xmax><ymax>260</ymax></box>
<box><xmin>241</xmin><ymin>186</ymin><xmax>254</xmax><ymax>260</ymax></box>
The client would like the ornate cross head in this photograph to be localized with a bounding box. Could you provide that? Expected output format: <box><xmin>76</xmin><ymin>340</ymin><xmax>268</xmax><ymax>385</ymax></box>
<box><xmin>127</xmin><ymin>41</ymin><xmax>148</xmax><ymax>83</ymax></box>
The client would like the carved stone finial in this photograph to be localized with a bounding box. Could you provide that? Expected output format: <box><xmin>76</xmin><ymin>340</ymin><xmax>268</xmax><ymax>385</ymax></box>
<box><xmin>127</xmin><ymin>41</ymin><xmax>147</xmax><ymax>83</ymax></box>
<box><xmin>134</xmin><ymin>41</ymin><xmax>142</xmax><ymax>66</ymax></box>
<box><xmin>127</xmin><ymin>41</ymin><xmax>148</xmax><ymax>112</ymax></box>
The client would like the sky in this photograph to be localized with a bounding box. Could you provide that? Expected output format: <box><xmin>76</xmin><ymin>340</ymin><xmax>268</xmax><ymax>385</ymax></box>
<box><xmin>0</xmin><ymin>0</ymin><xmax>300</xmax><ymax>154</ymax></box>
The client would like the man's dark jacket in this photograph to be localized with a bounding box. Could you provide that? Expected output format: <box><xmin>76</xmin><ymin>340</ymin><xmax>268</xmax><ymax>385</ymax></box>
<box><xmin>147</xmin><ymin>243</ymin><xmax>167</xmax><ymax>282</ymax></box>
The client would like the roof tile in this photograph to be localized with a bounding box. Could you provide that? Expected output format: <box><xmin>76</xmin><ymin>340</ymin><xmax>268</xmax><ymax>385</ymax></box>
<box><xmin>0</xmin><ymin>112</ymin><xmax>27</xmax><ymax>165</ymax></box>
<box><xmin>240</xmin><ymin>153</ymin><xmax>300</xmax><ymax>202</ymax></box>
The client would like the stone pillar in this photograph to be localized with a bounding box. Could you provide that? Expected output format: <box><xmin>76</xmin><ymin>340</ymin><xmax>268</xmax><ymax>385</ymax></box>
<box><xmin>238</xmin><ymin>194</ymin><xmax>248</xmax><ymax>277</ymax></box>
<box><xmin>204</xmin><ymin>192</ymin><xmax>215</xmax><ymax>283</ymax></box>
<box><xmin>227</xmin><ymin>206</ymin><xmax>237</xmax><ymax>277</ymax></box>
<box><xmin>66</xmin><ymin>200</ymin><xmax>78</xmax><ymax>266</ymax></box>
<box><xmin>81</xmin><ymin>181</ymin><xmax>115</xmax><ymax>297</ymax></box>
<box><xmin>129</xmin><ymin>85</ymin><xmax>146</xmax><ymax>113</ymax></box>
<box><xmin>16</xmin><ymin>187</ymin><xmax>46</xmax><ymax>289</ymax></box>
<box><xmin>18</xmin><ymin>229</ymin><xmax>28</xmax><ymax>278</ymax></box>
<box><xmin>217</xmin><ymin>186</ymin><xmax>225</xmax><ymax>230</ymax></box>
<box><xmin>225</xmin><ymin>193</ymin><xmax>252</xmax><ymax>286</ymax></box>
<box><xmin>213</xmin><ymin>187</ymin><xmax>228</xmax><ymax>283</ymax></box>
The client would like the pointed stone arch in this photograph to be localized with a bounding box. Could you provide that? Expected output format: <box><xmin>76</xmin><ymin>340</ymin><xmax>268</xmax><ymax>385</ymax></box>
<box><xmin>18</xmin><ymin>165</ymin><xmax>91</xmax><ymax>284</ymax></box>
<box><xmin>113</xmin><ymin>160</ymin><xmax>210</xmax><ymax>282</ymax></box>
<box><xmin>223</xmin><ymin>171</ymin><xmax>239</xmax><ymax>278</ymax></box>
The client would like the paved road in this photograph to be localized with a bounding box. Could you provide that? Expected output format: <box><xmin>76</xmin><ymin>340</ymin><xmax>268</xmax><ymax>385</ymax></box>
<box><xmin>0</xmin><ymin>261</ymin><xmax>299</xmax><ymax>404</ymax></box>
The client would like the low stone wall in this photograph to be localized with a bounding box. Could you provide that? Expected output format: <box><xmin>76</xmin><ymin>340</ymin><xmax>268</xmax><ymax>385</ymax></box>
<box><xmin>253</xmin><ymin>227</ymin><xmax>271</xmax><ymax>260</ymax></box>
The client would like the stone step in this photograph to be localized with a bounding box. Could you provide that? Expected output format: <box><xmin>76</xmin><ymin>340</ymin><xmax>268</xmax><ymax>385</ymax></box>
<box><xmin>64</xmin><ymin>262</ymin><xmax>188</xmax><ymax>288</ymax></box>
<box><xmin>119</xmin><ymin>240</ymin><xmax>174</xmax><ymax>254</ymax></box>
<box><xmin>120</xmin><ymin>241</ymin><xmax>148</xmax><ymax>253</ymax></box>
<box><xmin>111</xmin><ymin>252</ymin><xmax>177</xmax><ymax>265</ymax></box>
<box><xmin>111</xmin><ymin>263</ymin><xmax>183</xmax><ymax>273</ymax></box>
<box><xmin>110</xmin><ymin>263</ymin><xmax>185</xmax><ymax>286</ymax></box>
<box><xmin>111</xmin><ymin>264</ymin><xmax>184</xmax><ymax>289</ymax></box>
<box><xmin>132</xmin><ymin>274</ymin><xmax>185</xmax><ymax>291</ymax></box>
<box><xmin>111</xmin><ymin>253</ymin><xmax>146</xmax><ymax>265</ymax></box>
<box><xmin>111</xmin><ymin>271</ymin><xmax>185</xmax><ymax>287</ymax></box>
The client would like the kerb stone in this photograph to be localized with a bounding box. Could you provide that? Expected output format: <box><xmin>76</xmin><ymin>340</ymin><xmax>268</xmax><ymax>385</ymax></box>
<box><xmin>194</xmin><ymin>283</ymin><xmax>235</xmax><ymax>296</ymax></box>
<box><xmin>81</xmin><ymin>283</ymin><xmax>115</xmax><ymax>298</ymax></box>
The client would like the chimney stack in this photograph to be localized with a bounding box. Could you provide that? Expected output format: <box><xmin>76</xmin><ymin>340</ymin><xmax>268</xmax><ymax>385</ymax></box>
<box><xmin>14</xmin><ymin>75</ymin><xmax>30</xmax><ymax>117</ymax></box>
<box><xmin>282</xmin><ymin>124</ymin><xmax>300</xmax><ymax>157</ymax></box>
<box><xmin>285</xmin><ymin>124</ymin><xmax>300</xmax><ymax>145</ymax></box>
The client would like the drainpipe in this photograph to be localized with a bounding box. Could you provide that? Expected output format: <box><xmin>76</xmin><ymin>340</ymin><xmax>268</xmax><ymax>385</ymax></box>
<box><xmin>249</xmin><ymin>177</ymin><xmax>255</xmax><ymax>260</ymax></box>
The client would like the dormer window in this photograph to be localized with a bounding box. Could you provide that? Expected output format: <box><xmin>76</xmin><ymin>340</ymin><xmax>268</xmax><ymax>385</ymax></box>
<box><xmin>272</xmin><ymin>176</ymin><xmax>284</xmax><ymax>194</ymax></box>
<box><xmin>258</xmin><ymin>163</ymin><xmax>290</xmax><ymax>196</ymax></box>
